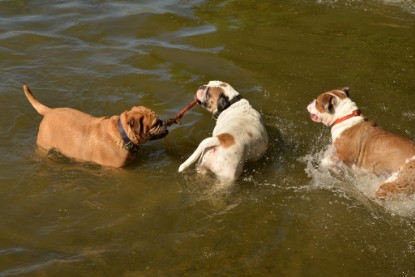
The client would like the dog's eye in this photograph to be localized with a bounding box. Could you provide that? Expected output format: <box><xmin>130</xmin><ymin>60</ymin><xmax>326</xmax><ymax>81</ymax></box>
<box><xmin>139</xmin><ymin>117</ymin><xmax>144</xmax><ymax>134</ymax></box>
<box><xmin>128</xmin><ymin>118</ymin><xmax>135</xmax><ymax>127</ymax></box>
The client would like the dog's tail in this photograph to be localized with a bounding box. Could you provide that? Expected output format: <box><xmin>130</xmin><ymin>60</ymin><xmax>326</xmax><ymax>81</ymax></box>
<box><xmin>23</xmin><ymin>84</ymin><xmax>50</xmax><ymax>116</ymax></box>
<box><xmin>178</xmin><ymin>137</ymin><xmax>221</xmax><ymax>172</ymax></box>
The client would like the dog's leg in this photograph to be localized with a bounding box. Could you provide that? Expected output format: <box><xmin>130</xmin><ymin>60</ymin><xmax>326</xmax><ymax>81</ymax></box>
<box><xmin>375</xmin><ymin>160</ymin><xmax>415</xmax><ymax>197</ymax></box>
<box><xmin>375</xmin><ymin>181</ymin><xmax>413</xmax><ymax>198</ymax></box>
<box><xmin>178</xmin><ymin>137</ymin><xmax>220</xmax><ymax>172</ymax></box>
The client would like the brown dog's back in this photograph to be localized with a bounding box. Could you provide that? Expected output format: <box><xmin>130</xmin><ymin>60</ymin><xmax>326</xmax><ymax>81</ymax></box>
<box><xmin>23</xmin><ymin>84</ymin><xmax>125</xmax><ymax>166</ymax></box>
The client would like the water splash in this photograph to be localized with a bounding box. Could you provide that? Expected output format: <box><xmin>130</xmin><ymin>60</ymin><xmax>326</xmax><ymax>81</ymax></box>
<box><xmin>302</xmin><ymin>144</ymin><xmax>415</xmax><ymax>217</ymax></box>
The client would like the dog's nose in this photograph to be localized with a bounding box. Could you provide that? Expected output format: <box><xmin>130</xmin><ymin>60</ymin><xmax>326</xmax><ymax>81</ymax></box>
<box><xmin>199</xmin><ymin>85</ymin><xmax>206</xmax><ymax>90</ymax></box>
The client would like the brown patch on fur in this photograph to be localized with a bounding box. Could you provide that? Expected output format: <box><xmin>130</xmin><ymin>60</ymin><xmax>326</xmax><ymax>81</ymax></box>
<box><xmin>315</xmin><ymin>93</ymin><xmax>333</xmax><ymax>113</ymax></box>
<box><xmin>209</xmin><ymin>87</ymin><xmax>224</xmax><ymax>101</ymax></box>
<box><xmin>315</xmin><ymin>90</ymin><xmax>348</xmax><ymax>113</ymax></box>
<box><xmin>206</xmin><ymin>87</ymin><xmax>225</xmax><ymax>110</ymax></box>
<box><xmin>216</xmin><ymin>133</ymin><xmax>235</xmax><ymax>148</ymax></box>
<box><xmin>220</xmin><ymin>82</ymin><xmax>228</xmax><ymax>87</ymax></box>
<box><xmin>330</xmin><ymin>90</ymin><xmax>348</xmax><ymax>99</ymax></box>
<box><xmin>247</xmin><ymin>131</ymin><xmax>253</xmax><ymax>138</ymax></box>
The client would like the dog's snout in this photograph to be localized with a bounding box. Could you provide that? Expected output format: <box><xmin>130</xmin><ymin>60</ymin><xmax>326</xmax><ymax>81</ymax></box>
<box><xmin>199</xmin><ymin>85</ymin><xmax>206</xmax><ymax>90</ymax></box>
<box><xmin>157</xmin><ymin>119</ymin><xmax>165</xmax><ymax>127</ymax></box>
<box><xmin>149</xmin><ymin>119</ymin><xmax>169</xmax><ymax>141</ymax></box>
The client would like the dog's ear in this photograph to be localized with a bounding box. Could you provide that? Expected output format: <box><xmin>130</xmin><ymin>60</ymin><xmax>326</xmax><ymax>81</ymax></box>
<box><xmin>342</xmin><ymin>87</ymin><xmax>350</xmax><ymax>97</ymax></box>
<box><xmin>324</xmin><ymin>95</ymin><xmax>337</xmax><ymax>114</ymax></box>
<box><xmin>128</xmin><ymin>118</ymin><xmax>135</xmax><ymax>127</ymax></box>
<box><xmin>216</xmin><ymin>94</ymin><xmax>230</xmax><ymax>114</ymax></box>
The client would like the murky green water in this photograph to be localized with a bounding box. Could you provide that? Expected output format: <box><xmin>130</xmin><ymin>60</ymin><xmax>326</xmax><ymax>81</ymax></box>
<box><xmin>1</xmin><ymin>0</ymin><xmax>415</xmax><ymax>275</ymax></box>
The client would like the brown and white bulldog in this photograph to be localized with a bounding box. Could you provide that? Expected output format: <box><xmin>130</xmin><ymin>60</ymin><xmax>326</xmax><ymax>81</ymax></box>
<box><xmin>307</xmin><ymin>87</ymin><xmax>415</xmax><ymax>197</ymax></box>
<box><xmin>23</xmin><ymin>84</ymin><xmax>168</xmax><ymax>167</ymax></box>
<box><xmin>178</xmin><ymin>81</ymin><xmax>269</xmax><ymax>183</ymax></box>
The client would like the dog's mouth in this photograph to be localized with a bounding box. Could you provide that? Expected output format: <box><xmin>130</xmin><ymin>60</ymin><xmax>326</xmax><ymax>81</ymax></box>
<box><xmin>149</xmin><ymin>120</ymin><xmax>169</xmax><ymax>140</ymax></box>
<box><xmin>196</xmin><ymin>86</ymin><xmax>207</xmax><ymax>106</ymax></box>
<box><xmin>310</xmin><ymin>113</ymin><xmax>320</xmax><ymax>122</ymax></box>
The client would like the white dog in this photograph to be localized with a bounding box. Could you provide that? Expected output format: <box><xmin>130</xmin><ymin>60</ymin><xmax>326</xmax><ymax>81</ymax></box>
<box><xmin>178</xmin><ymin>81</ymin><xmax>269</xmax><ymax>182</ymax></box>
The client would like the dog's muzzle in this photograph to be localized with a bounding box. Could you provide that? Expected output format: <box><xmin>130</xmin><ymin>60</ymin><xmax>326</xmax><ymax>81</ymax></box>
<box><xmin>149</xmin><ymin>119</ymin><xmax>169</xmax><ymax>140</ymax></box>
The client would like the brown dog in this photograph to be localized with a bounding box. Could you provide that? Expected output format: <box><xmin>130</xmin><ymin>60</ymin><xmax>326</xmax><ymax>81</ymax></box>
<box><xmin>307</xmin><ymin>88</ymin><xmax>415</xmax><ymax>197</ymax></box>
<box><xmin>23</xmin><ymin>84</ymin><xmax>168</xmax><ymax>167</ymax></box>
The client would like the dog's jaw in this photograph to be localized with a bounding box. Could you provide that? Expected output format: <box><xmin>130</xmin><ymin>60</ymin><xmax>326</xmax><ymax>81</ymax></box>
<box><xmin>196</xmin><ymin>86</ymin><xmax>206</xmax><ymax>103</ymax></box>
<box><xmin>307</xmin><ymin>100</ymin><xmax>323</xmax><ymax>124</ymax></box>
<box><xmin>149</xmin><ymin>120</ymin><xmax>169</xmax><ymax>141</ymax></box>
<box><xmin>307</xmin><ymin>98</ymin><xmax>337</xmax><ymax>126</ymax></box>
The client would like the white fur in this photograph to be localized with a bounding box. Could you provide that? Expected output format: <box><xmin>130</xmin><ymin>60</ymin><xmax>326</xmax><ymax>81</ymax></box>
<box><xmin>406</xmin><ymin>155</ymin><xmax>415</xmax><ymax>164</ymax></box>
<box><xmin>329</xmin><ymin>98</ymin><xmax>364</xmax><ymax>142</ymax></box>
<box><xmin>179</xmin><ymin>82</ymin><xmax>269</xmax><ymax>183</ymax></box>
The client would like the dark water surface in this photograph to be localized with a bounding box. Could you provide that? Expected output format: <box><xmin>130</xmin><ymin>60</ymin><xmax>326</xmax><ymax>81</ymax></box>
<box><xmin>1</xmin><ymin>0</ymin><xmax>415</xmax><ymax>275</ymax></box>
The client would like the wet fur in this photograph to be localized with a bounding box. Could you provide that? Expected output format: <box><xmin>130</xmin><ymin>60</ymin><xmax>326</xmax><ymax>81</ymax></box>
<box><xmin>308</xmin><ymin>88</ymin><xmax>415</xmax><ymax>197</ymax></box>
<box><xmin>179</xmin><ymin>81</ymin><xmax>269</xmax><ymax>183</ymax></box>
<box><xmin>23</xmin><ymin>84</ymin><xmax>167</xmax><ymax>167</ymax></box>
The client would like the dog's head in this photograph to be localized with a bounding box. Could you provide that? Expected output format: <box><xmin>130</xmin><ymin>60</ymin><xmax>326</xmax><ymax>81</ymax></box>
<box><xmin>307</xmin><ymin>87</ymin><xmax>358</xmax><ymax>127</ymax></box>
<box><xmin>121</xmin><ymin>106</ymin><xmax>168</xmax><ymax>144</ymax></box>
<box><xmin>196</xmin><ymin>81</ymin><xmax>241</xmax><ymax>118</ymax></box>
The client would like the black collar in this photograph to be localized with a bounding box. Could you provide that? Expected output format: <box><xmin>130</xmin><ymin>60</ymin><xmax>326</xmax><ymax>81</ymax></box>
<box><xmin>117</xmin><ymin>117</ymin><xmax>139</xmax><ymax>153</ymax></box>
<box><xmin>213</xmin><ymin>95</ymin><xmax>243</xmax><ymax>119</ymax></box>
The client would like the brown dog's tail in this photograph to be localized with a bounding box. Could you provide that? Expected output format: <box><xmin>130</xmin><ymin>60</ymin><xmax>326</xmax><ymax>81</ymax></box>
<box><xmin>23</xmin><ymin>84</ymin><xmax>50</xmax><ymax>116</ymax></box>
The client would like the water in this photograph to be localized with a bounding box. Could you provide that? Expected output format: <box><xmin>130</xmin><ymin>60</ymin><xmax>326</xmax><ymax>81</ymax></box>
<box><xmin>1</xmin><ymin>0</ymin><xmax>415</xmax><ymax>275</ymax></box>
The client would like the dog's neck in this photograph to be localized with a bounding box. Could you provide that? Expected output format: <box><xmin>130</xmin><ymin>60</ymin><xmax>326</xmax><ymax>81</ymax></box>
<box><xmin>331</xmin><ymin>109</ymin><xmax>361</xmax><ymax>127</ymax></box>
<box><xmin>330</xmin><ymin>99</ymin><xmax>365</xmax><ymax>142</ymax></box>
<box><xmin>213</xmin><ymin>95</ymin><xmax>243</xmax><ymax>119</ymax></box>
<box><xmin>117</xmin><ymin>117</ymin><xmax>139</xmax><ymax>153</ymax></box>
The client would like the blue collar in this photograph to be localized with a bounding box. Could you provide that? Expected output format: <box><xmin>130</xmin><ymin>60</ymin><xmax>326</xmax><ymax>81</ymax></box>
<box><xmin>117</xmin><ymin>117</ymin><xmax>139</xmax><ymax>153</ymax></box>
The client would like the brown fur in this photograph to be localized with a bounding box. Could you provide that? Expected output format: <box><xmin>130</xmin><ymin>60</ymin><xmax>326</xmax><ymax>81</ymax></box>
<box><xmin>376</xmin><ymin>159</ymin><xmax>415</xmax><ymax>196</ymax></box>
<box><xmin>334</xmin><ymin>121</ymin><xmax>415</xmax><ymax>175</ymax></box>
<box><xmin>23</xmin><ymin>84</ymin><xmax>165</xmax><ymax>167</ymax></box>
<box><xmin>216</xmin><ymin>133</ymin><xmax>235</xmax><ymax>148</ymax></box>
<box><xmin>334</xmin><ymin>121</ymin><xmax>415</xmax><ymax>196</ymax></box>
<box><xmin>205</xmin><ymin>87</ymin><xmax>224</xmax><ymax>112</ymax></box>
<box><xmin>315</xmin><ymin>90</ymin><xmax>347</xmax><ymax>113</ymax></box>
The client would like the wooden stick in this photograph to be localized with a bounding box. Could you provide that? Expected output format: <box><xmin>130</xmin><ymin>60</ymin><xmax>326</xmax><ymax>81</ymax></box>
<box><xmin>165</xmin><ymin>98</ymin><xmax>199</xmax><ymax>126</ymax></box>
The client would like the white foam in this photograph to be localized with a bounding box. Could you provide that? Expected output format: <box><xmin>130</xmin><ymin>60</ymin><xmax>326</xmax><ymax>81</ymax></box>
<box><xmin>302</xmin><ymin>145</ymin><xmax>415</xmax><ymax>217</ymax></box>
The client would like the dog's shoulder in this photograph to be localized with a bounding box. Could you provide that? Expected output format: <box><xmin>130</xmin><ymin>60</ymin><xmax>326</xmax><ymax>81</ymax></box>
<box><xmin>220</xmin><ymin>99</ymin><xmax>261</xmax><ymax>120</ymax></box>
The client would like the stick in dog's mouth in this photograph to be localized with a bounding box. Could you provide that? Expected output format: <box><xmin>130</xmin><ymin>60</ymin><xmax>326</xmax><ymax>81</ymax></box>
<box><xmin>149</xmin><ymin>97</ymin><xmax>200</xmax><ymax>141</ymax></box>
<box><xmin>164</xmin><ymin>98</ymin><xmax>200</xmax><ymax>127</ymax></box>
<box><xmin>149</xmin><ymin>120</ymin><xmax>169</xmax><ymax>140</ymax></box>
